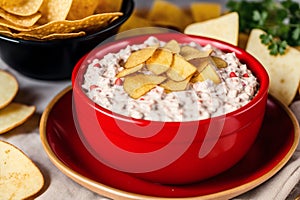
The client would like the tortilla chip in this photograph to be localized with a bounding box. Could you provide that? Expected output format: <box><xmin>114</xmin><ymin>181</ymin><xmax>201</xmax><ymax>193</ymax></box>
<box><xmin>0</xmin><ymin>70</ymin><xmax>18</xmax><ymax>109</ymax></box>
<box><xmin>0</xmin><ymin>18</ymin><xmax>33</xmax><ymax>32</ymax></box>
<box><xmin>95</xmin><ymin>0</ymin><xmax>123</xmax><ymax>13</ymax></box>
<box><xmin>0</xmin><ymin>140</ymin><xmax>44</xmax><ymax>200</ymax></box>
<box><xmin>0</xmin><ymin>8</ymin><xmax>41</xmax><ymax>27</ymax></box>
<box><xmin>184</xmin><ymin>12</ymin><xmax>239</xmax><ymax>46</ymax></box>
<box><xmin>67</xmin><ymin>0</ymin><xmax>98</xmax><ymax>20</ymax></box>
<box><xmin>147</xmin><ymin>0</ymin><xmax>192</xmax><ymax>31</ymax></box>
<box><xmin>38</xmin><ymin>0</ymin><xmax>73</xmax><ymax>24</ymax></box>
<box><xmin>190</xmin><ymin>2</ymin><xmax>221</xmax><ymax>22</ymax></box>
<box><xmin>0</xmin><ymin>24</ymin><xmax>13</xmax><ymax>37</ymax></box>
<box><xmin>41</xmin><ymin>31</ymin><xmax>86</xmax><ymax>40</ymax></box>
<box><xmin>0</xmin><ymin>103</ymin><xmax>35</xmax><ymax>134</ymax></box>
<box><xmin>246</xmin><ymin>29</ymin><xmax>300</xmax><ymax>105</ymax></box>
<box><xmin>1</xmin><ymin>0</ymin><xmax>44</xmax><ymax>16</ymax></box>
<box><xmin>17</xmin><ymin>12</ymin><xmax>122</xmax><ymax>37</ymax></box>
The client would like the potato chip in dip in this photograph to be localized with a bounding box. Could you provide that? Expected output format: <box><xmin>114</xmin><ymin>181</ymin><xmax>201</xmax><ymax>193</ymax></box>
<box><xmin>82</xmin><ymin>37</ymin><xmax>259</xmax><ymax>121</ymax></box>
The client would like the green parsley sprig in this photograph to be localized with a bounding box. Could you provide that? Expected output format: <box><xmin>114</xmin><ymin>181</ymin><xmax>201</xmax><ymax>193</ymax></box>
<box><xmin>226</xmin><ymin>0</ymin><xmax>300</xmax><ymax>55</ymax></box>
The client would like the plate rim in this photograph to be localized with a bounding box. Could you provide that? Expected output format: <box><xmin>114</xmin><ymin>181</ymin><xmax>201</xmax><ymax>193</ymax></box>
<box><xmin>40</xmin><ymin>86</ymin><xmax>300</xmax><ymax>200</ymax></box>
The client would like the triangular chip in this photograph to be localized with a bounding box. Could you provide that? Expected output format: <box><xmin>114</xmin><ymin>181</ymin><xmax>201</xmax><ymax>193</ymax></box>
<box><xmin>0</xmin><ymin>103</ymin><xmax>35</xmax><ymax>134</ymax></box>
<box><xmin>246</xmin><ymin>29</ymin><xmax>300</xmax><ymax>105</ymax></box>
<box><xmin>0</xmin><ymin>140</ymin><xmax>44</xmax><ymax>200</ymax></box>
<box><xmin>0</xmin><ymin>70</ymin><xmax>18</xmax><ymax>109</ymax></box>
<box><xmin>184</xmin><ymin>12</ymin><xmax>239</xmax><ymax>46</ymax></box>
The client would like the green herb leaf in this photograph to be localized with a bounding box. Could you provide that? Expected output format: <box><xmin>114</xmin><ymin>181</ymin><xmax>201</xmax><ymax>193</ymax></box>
<box><xmin>226</xmin><ymin>0</ymin><xmax>300</xmax><ymax>56</ymax></box>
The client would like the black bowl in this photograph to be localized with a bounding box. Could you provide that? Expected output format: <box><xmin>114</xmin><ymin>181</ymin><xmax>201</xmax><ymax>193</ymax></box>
<box><xmin>0</xmin><ymin>0</ymin><xmax>134</xmax><ymax>80</ymax></box>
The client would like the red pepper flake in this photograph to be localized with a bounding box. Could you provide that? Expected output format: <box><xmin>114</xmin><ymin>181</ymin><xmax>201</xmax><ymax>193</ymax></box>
<box><xmin>89</xmin><ymin>85</ymin><xmax>98</xmax><ymax>90</ymax></box>
<box><xmin>140</xmin><ymin>98</ymin><xmax>144</xmax><ymax>100</ymax></box>
<box><xmin>243</xmin><ymin>73</ymin><xmax>249</xmax><ymax>77</ymax></box>
<box><xmin>229</xmin><ymin>72</ymin><xmax>237</xmax><ymax>78</ymax></box>
<box><xmin>114</xmin><ymin>78</ymin><xmax>123</xmax><ymax>85</ymax></box>
<box><xmin>93</xmin><ymin>63</ymin><xmax>101</xmax><ymax>68</ymax></box>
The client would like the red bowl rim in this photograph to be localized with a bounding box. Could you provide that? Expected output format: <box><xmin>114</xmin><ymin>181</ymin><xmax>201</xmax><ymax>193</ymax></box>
<box><xmin>72</xmin><ymin>32</ymin><xmax>269</xmax><ymax>125</ymax></box>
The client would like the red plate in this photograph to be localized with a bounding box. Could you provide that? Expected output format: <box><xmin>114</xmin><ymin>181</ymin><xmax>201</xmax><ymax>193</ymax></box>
<box><xmin>40</xmin><ymin>86</ymin><xmax>299</xmax><ymax>200</ymax></box>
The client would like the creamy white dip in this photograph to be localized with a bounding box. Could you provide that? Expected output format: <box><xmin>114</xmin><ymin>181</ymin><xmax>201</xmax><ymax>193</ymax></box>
<box><xmin>82</xmin><ymin>36</ymin><xmax>258</xmax><ymax>121</ymax></box>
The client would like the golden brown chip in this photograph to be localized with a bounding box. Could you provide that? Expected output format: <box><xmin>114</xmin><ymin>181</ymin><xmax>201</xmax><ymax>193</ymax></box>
<box><xmin>246</xmin><ymin>29</ymin><xmax>300</xmax><ymax>105</ymax></box>
<box><xmin>147</xmin><ymin>0</ymin><xmax>192</xmax><ymax>31</ymax></box>
<box><xmin>123</xmin><ymin>74</ymin><xmax>166</xmax><ymax>99</ymax></box>
<box><xmin>211</xmin><ymin>56</ymin><xmax>227</xmax><ymax>68</ymax></box>
<box><xmin>0</xmin><ymin>70</ymin><xmax>18</xmax><ymax>109</ymax></box>
<box><xmin>190</xmin><ymin>2</ymin><xmax>221</xmax><ymax>22</ymax></box>
<box><xmin>0</xmin><ymin>24</ymin><xmax>13</xmax><ymax>37</ymax></box>
<box><xmin>124</xmin><ymin>47</ymin><xmax>157</xmax><ymax>69</ymax></box>
<box><xmin>180</xmin><ymin>45</ymin><xmax>213</xmax><ymax>60</ymax></box>
<box><xmin>0</xmin><ymin>140</ymin><xmax>44</xmax><ymax>200</ymax></box>
<box><xmin>16</xmin><ymin>12</ymin><xmax>123</xmax><ymax>38</ymax></box>
<box><xmin>146</xmin><ymin>48</ymin><xmax>173</xmax><ymax>75</ymax></box>
<box><xmin>0</xmin><ymin>18</ymin><xmax>32</xmax><ymax>32</ymax></box>
<box><xmin>0</xmin><ymin>103</ymin><xmax>35</xmax><ymax>134</ymax></box>
<box><xmin>190</xmin><ymin>57</ymin><xmax>221</xmax><ymax>84</ymax></box>
<box><xmin>166</xmin><ymin>54</ymin><xmax>197</xmax><ymax>82</ymax></box>
<box><xmin>1</xmin><ymin>0</ymin><xmax>44</xmax><ymax>16</ymax></box>
<box><xmin>163</xmin><ymin>39</ymin><xmax>180</xmax><ymax>54</ymax></box>
<box><xmin>41</xmin><ymin>31</ymin><xmax>86</xmax><ymax>40</ymax></box>
<box><xmin>160</xmin><ymin>76</ymin><xmax>192</xmax><ymax>91</ymax></box>
<box><xmin>116</xmin><ymin>64</ymin><xmax>143</xmax><ymax>78</ymax></box>
<box><xmin>39</xmin><ymin>0</ymin><xmax>73</xmax><ymax>24</ymax></box>
<box><xmin>0</xmin><ymin>8</ymin><xmax>41</xmax><ymax>27</ymax></box>
<box><xmin>67</xmin><ymin>0</ymin><xmax>98</xmax><ymax>20</ymax></box>
<box><xmin>95</xmin><ymin>0</ymin><xmax>123</xmax><ymax>13</ymax></box>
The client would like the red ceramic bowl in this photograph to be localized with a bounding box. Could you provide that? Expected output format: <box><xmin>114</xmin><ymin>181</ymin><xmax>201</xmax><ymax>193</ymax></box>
<box><xmin>71</xmin><ymin>33</ymin><xmax>269</xmax><ymax>185</ymax></box>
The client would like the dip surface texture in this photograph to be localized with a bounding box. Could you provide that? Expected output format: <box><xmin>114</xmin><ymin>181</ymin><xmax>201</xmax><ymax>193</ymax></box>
<box><xmin>82</xmin><ymin>37</ymin><xmax>258</xmax><ymax>121</ymax></box>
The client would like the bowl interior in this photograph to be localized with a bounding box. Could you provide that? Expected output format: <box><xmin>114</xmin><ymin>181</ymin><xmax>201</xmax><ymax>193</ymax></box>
<box><xmin>72</xmin><ymin>32</ymin><xmax>269</xmax><ymax>123</ymax></box>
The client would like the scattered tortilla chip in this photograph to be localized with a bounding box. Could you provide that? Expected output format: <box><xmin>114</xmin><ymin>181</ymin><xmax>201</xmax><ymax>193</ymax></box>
<box><xmin>0</xmin><ymin>140</ymin><xmax>44</xmax><ymax>200</ymax></box>
<box><xmin>184</xmin><ymin>12</ymin><xmax>239</xmax><ymax>46</ymax></box>
<box><xmin>146</xmin><ymin>48</ymin><xmax>173</xmax><ymax>75</ymax></box>
<box><xmin>0</xmin><ymin>70</ymin><xmax>18</xmax><ymax>109</ymax></box>
<box><xmin>67</xmin><ymin>0</ymin><xmax>98</xmax><ymax>20</ymax></box>
<box><xmin>124</xmin><ymin>47</ymin><xmax>157</xmax><ymax>69</ymax></box>
<box><xmin>246</xmin><ymin>29</ymin><xmax>300</xmax><ymax>105</ymax></box>
<box><xmin>1</xmin><ymin>0</ymin><xmax>44</xmax><ymax>16</ymax></box>
<box><xmin>167</xmin><ymin>54</ymin><xmax>197</xmax><ymax>81</ymax></box>
<box><xmin>17</xmin><ymin>12</ymin><xmax>122</xmax><ymax>38</ymax></box>
<box><xmin>0</xmin><ymin>8</ymin><xmax>41</xmax><ymax>27</ymax></box>
<box><xmin>190</xmin><ymin>2</ymin><xmax>221</xmax><ymax>22</ymax></box>
<box><xmin>163</xmin><ymin>39</ymin><xmax>180</xmax><ymax>54</ymax></box>
<box><xmin>147</xmin><ymin>0</ymin><xmax>192</xmax><ymax>31</ymax></box>
<box><xmin>116</xmin><ymin>64</ymin><xmax>143</xmax><ymax>78</ymax></box>
<box><xmin>0</xmin><ymin>103</ymin><xmax>35</xmax><ymax>134</ymax></box>
<box><xmin>123</xmin><ymin>74</ymin><xmax>166</xmax><ymax>99</ymax></box>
